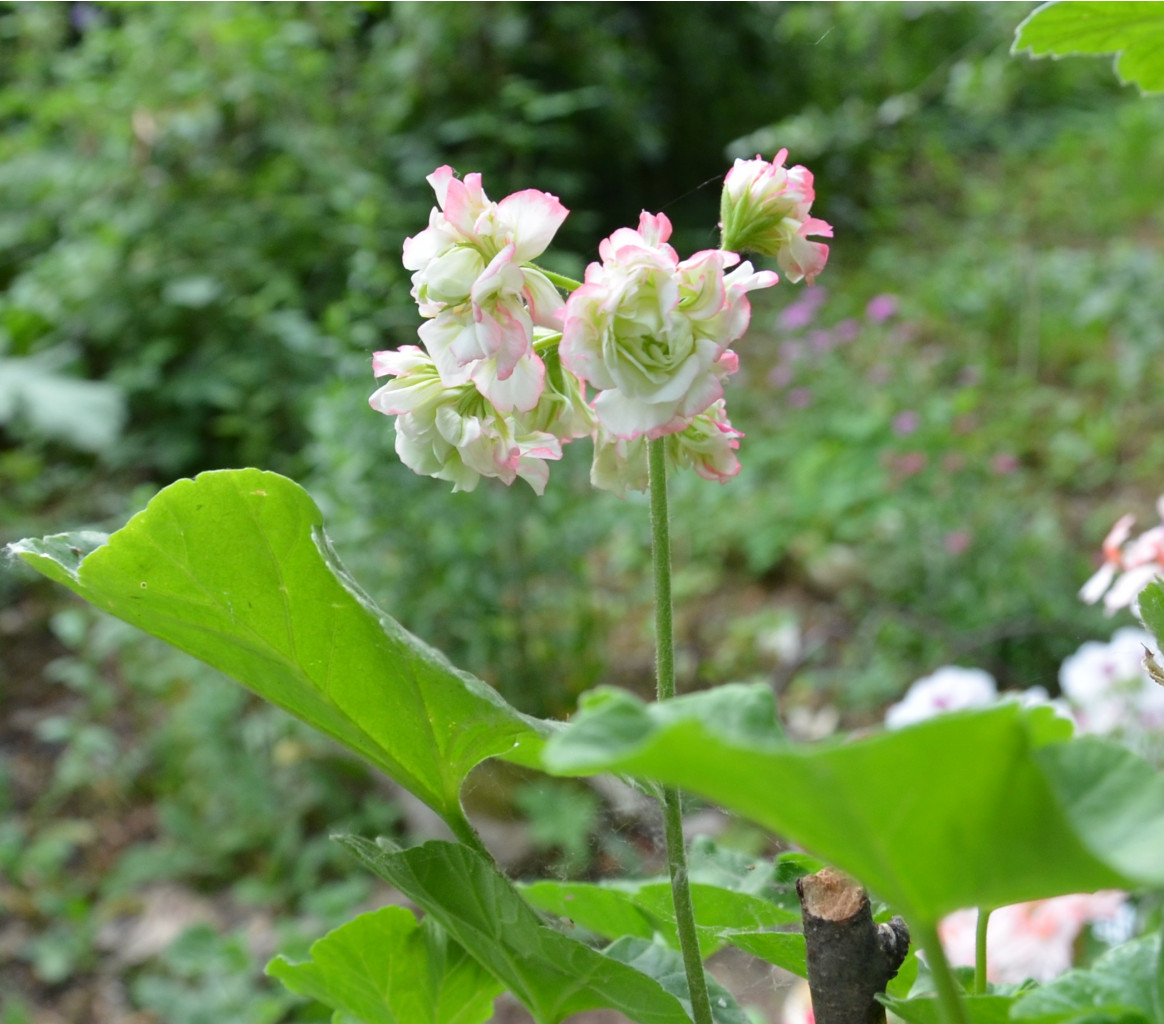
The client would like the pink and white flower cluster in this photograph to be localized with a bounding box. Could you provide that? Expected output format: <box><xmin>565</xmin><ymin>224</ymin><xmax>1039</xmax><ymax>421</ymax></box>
<box><xmin>1080</xmin><ymin>497</ymin><xmax>1164</xmax><ymax>613</ymax></box>
<box><xmin>370</xmin><ymin>167</ymin><xmax>575</xmax><ymax>494</ymax></box>
<box><xmin>372</xmin><ymin>161</ymin><xmax>831</xmax><ymax>495</ymax></box>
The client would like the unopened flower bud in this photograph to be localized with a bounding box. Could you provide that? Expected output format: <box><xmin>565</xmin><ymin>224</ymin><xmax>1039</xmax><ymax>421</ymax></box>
<box><xmin>719</xmin><ymin>150</ymin><xmax>833</xmax><ymax>284</ymax></box>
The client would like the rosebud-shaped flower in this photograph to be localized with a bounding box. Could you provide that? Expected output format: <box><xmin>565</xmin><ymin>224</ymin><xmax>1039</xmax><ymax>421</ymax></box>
<box><xmin>561</xmin><ymin>212</ymin><xmax>776</xmax><ymax>440</ymax></box>
<box><xmin>369</xmin><ymin>346</ymin><xmax>562</xmax><ymax>494</ymax></box>
<box><xmin>719</xmin><ymin>150</ymin><xmax>833</xmax><ymax>284</ymax></box>
<box><xmin>402</xmin><ymin>166</ymin><xmax>568</xmax><ymax>412</ymax></box>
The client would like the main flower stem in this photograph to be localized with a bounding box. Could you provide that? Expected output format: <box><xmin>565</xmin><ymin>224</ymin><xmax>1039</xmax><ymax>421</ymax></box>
<box><xmin>648</xmin><ymin>438</ymin><xmax>714</xmax><ymax>1024</ymax></box>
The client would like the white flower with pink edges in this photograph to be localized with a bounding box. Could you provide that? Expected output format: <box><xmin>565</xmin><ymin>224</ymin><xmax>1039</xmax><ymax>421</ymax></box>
<box><xmin>369</xmin><ymin>346</ymin><xmax>562</xmax><ymax>494</ymax></box>
<box><xmin>561</xmin><ymin>212</ymin><xmax>776</xmax><ymax>440</ymax></box>
<box><xmin>402</xmin><ymin>166</ymin><xmax>568</xmax><ymax>412</ymax></box>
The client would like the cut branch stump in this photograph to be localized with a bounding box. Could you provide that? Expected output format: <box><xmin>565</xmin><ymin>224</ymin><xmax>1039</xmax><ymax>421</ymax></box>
<box><xmin>797</xmin><ymin>867</ymin><xmax>910</xmax><ymax>1024</ymax></box>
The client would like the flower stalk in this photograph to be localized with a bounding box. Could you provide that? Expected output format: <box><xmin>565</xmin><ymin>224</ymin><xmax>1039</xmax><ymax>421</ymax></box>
<box><xmin>974</xmin><ymin>908</ymin><xmax>990</xmax><ymax>995</ymax></box>
<box><xmin>649</xmin><ymin>438</ymin><xmax>714</xmax><ymax>1024</ymax></box>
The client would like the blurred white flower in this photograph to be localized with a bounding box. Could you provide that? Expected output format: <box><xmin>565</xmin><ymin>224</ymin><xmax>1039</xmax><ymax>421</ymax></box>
<box><xmin>1059</xmin><ymin>628</ymin><xmax>1164</xmax><ymax>743</ymax></box>
<box><xmin>885</xmin><ymin>666</ymin><xmax>997</xmax><ymax>729</ymax></box>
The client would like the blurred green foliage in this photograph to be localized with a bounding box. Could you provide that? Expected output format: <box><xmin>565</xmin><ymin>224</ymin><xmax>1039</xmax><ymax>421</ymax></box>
<box><xmin>4</xmin><ymin>2</ymin><xmax>1164</xmax><ymax>1019</ymax></box>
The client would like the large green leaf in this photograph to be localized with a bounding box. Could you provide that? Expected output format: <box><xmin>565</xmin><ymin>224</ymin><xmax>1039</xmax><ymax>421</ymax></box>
<box><xmin>1011</xmin><ymin>930</ymin><xmax>1162</xmax><ymax>1023</ymax></box>
<box><xmin>266</xmin><ymin>906</ymin><xmax>502</xmax><ymax>1024</ymax></box>
<box><xmin>8</xmin><ymin>469</ymin><xmax>548</xmax><ymax>843</ymax></box>
<box><xmin>540</xmin><ymin>685</ymin><xmax>1164</xmax><ymax>925</ymax></box>
<box><xmin>1014</xmin><ymin>2</ymin><xmax>1164</xmax><ymax>93</ymax></box>
<box><xmin>336</xmin><ymin>836</ymin><xmax>705</xmax><ymax>1024</ymax></box>
<box><xmin>1035</xmin><ymin>737</ymin><xmax>1164</xmax><ymax>884</ymax></box>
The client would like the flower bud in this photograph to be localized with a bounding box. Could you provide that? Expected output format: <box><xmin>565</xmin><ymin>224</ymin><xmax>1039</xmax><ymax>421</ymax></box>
<box><xmin>719</xmin><ymin>151</ymin><xmax>833</xmax><ymax>284</ymax></box>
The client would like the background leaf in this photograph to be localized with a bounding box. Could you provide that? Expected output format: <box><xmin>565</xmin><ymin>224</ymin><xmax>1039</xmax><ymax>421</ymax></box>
<box><xmin>541</xmin><ymin>685</ymin><xmax>1163</xmax><ymax>925</ymax></box>
<box><xmin>521</xmin><ymin>878</ymin><xmax>799</xmax><ymax>959</ymax></box>
<box><xmin>335</xmin><ymin>836</ymin><xmax>698</xmax><ymax>1024</ymax></box>
<box><xmin>881</xmin><ymin>994</ymin><xmax>1018</xmax><ymax>1024</ymax></box>
<box><xmin>720</xmin><ymin>933</ymin><xmax>807</xmax><ymax>978</ymax></box>
<box><xmin>1011</xmin><ymin>930</ymin><xmax>1162</xmax><ymax>1022</ymax></box>
<box><xmin>8</xmin><ymin>469</ymin><xmax>548</xmax><ymax>843</ymax></box>
<box><xmin>267</xmin><ymin>906</ymin><xmax>501</xmax><ymax>1024</ymax></box>
<box><xmin>1014</xmin><ymin>2</ymin><xmax>1164</xmax><ymax>93</ymax></box>
<box><xmin>0</xmin><ymin>353</ymin><xmax>125</xmax><ymax>452</ymax></box>
<box><xmin>602</xmin><ymin>937</ymin><xmax>751</xmax><ymax>1024</ymax></box>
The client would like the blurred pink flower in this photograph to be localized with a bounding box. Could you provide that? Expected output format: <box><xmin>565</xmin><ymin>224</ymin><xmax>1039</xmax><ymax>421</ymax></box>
<box><xmin>780</xmin><ymin>979</ymin><xmax>815</xmax><ymax>1024</ymax></box>
<box><xmin>808</xmin><ymin>329</ymin><xmax>835</xmax><ymax>353</ymax></box>
<box><xmin>940</xmin><ymin>893</ymin><xmax>1128</xmax><ymax>985</ymax></box>
<box><xmin>865</xmin><ymin>293</ymin><xmax>899</xmax><ymax>322</ymax></box>
<box><xmin>943</xmin><ymin>530</ymin><xmax>971</xmax><ymax>556</ymax></box>
<box><xmin>892</xmin><ymin>451</ymin><xmax>928</xmax><ymax>478</ymax></box>
<box><xmin>991</xmin><ymin>452</ymin><xmax>1020</xmax><ymax>476</ymax></box>
<box><xmin>768</xmin><ymin>364</ymin><xmax>795</xmax><ymax>389</ymax></box>
<box><xmin>1081</xmin><ymin>500</ymin><xmax>1164</xmax><ymax>613</ymax></box>
<box><xmin>777</xmin><ymin>287</ymin><xmax>828</xmax><ymax>332</ymax></box>
<box><xmin>833</xmin><ymin>318</ymin><xmax>861</xmax><ymax>344</ymax></box>
<box><xmin>892</xmin><ymin>410</ymin><xmax>920</xmax><ymax>437</ymax></box>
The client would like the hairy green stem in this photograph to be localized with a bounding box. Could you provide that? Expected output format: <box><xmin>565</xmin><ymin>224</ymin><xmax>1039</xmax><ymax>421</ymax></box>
<box><xmin>915</xmin><ymin>922</ymin><xmax>969</xmax><ymax>1024</ymax></box>
<box><xmin>974</xmin><ymin>908</ymin><xmax>990</xmax><ymax>996</ymax></box>
<box><xmin>648</xmin><ymin>439</ymin><xmax>714</xmax><ymax>1024</ymax></box>
<box><xmin>530</xmin><ymin>264</ymin><xmax>582</xmax><ymax>293</ymax></box>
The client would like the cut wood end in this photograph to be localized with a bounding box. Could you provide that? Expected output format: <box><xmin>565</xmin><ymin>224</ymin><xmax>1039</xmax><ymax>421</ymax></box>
<box><xmin>798</xmin><ymin>866</ymin><xmax>867</xmax><ymax>921</ymax></box>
